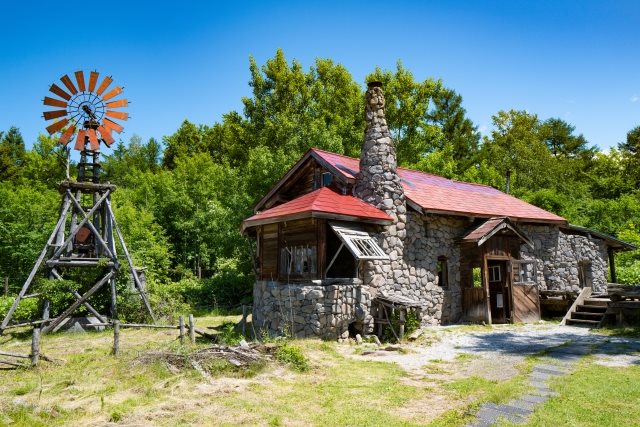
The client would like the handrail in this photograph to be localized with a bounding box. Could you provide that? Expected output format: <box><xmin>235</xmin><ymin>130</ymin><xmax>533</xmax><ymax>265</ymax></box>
<box><xmin>560</xmin><ymin>287</ymin><xmax>591</xmax><ymax>326</ymax></box>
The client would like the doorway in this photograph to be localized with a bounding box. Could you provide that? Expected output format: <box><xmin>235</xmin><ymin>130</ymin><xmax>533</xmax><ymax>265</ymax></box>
<box><xmin>487</xmin><ymin>260</ymin><xmax>510</xmax><ymax>323</ymax></box>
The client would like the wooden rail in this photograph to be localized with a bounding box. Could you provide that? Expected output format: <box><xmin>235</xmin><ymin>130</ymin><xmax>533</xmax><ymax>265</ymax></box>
<box><xmin>560</xmin><ymin>287</ymin><xmax>591</xmax><ymax>326</ymax></box>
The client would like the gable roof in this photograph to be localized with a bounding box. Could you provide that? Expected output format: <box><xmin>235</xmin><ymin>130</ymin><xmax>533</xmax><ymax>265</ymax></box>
<box><xmin>242</xmin><ymin>187</ymin><xmax>392</xmax><ymax>232</ymax></box>
<box><xmin>462</xmin><ymin>217</ymin><xmax>534</xmax><ymax>248</ymax></box>
<box><xmin>255</xmin><ymin>148</ymin><xmax>567</xmax><ymax>224</ymax></box>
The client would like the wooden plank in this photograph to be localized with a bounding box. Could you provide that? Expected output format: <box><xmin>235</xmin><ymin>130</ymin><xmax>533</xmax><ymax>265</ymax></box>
<box><xmin>512</xmin><ymin>284</ymin><xmax>541</xmax><ymax>323</ymax></box>
<box><xmin>561</xmin><ymin>287</ymin><xmax>591</xmax><ymax>326</ymax></box>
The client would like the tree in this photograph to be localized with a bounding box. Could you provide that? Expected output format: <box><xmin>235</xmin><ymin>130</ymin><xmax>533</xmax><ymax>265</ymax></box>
<box><xmin>0</xmin><ymin>127</ymin><xmax>26</xmax><ymax>181</ymax></box>
<box><xmin>480</xmin><ymin>110</ymin><xmax>553</xmax><ymax>193</ymax></box>
<box><xmin>619</xmin><ymin>125</ymin><xmax>640</xmax><ymax>188</ymax></box>
<box><xmin>540</xmin><ymin>118</ymin><xmax>595</xmax><ymax>159</ymax></box>
<box><xmin>162</xmin><ymin>120</ymin><xmax>206</xmax><ymax>169</ymax></box>
<box><xmin>366</xmin><ymin>62</ymin><xmax>479</xmax><ymax>172</ymax></box>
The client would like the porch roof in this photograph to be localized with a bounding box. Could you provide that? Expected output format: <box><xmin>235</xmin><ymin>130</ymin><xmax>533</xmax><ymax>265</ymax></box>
<box><xmin>242</xmin><ymin>187</ymin><xmax>392</xmax><ymax>232</ymax></box>
<box><xmin>462</xmin><ymin>217</ymin><xmax>534</xmax><ymax>248</ymax></box>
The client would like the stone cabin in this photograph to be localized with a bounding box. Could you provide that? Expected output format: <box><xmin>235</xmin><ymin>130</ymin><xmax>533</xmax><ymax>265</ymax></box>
<box><xmin>241</xmin><ymin>82</ymin><xmax>634</xmax><ymax>340</ymax></box>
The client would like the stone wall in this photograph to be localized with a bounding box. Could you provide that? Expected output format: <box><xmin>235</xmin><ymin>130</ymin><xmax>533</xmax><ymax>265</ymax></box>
<box><xmin>252</xmin><ymin>279</ymin><xmax>373</xmax><ymax>340</ymax></box>
<box><xmin>520</xmin><ymin>224</ymin><xmax>609</xmax><ymax>293</ymax></box>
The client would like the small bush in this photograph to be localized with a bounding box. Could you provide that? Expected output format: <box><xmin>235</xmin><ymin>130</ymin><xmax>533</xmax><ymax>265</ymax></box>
<box><xmin>275</xmin><ymin>343</ymin><xmax>309</xmax><ymax>372</ymax></box>
<box><xmin>0</xmin><ymin>296</ymin><xmax>39</xmax><ymax>321</ymax></box>
<box><xmin>383</xmin><ymin>309</ymin><xmax>420</xmax><ymax>342</ymax></box>
<box><xmin>217</xmin><ymin>321</ymin><xmax>244</xmax><ymax>345</ymax></box>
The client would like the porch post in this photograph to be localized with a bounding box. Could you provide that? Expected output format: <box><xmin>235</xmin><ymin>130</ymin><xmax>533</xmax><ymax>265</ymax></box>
<box><xmin>483</xmin><ymin>253</ymin><xmax>492</xmax><ymax>325</ymax></box>
<box><xmin>608</xmin><ymin>248</ymin><xmax>617</xmax><ymax>284</ymax></box>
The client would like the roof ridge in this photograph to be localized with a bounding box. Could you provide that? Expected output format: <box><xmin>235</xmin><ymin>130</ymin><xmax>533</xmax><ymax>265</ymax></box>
<box><xmin>310</xmin><ymin>147</ymin><xmax>499</xmax><ymax>191</ymax></box>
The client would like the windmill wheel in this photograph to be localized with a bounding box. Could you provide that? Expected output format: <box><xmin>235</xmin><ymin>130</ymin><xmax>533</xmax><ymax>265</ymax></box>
<box><xmin>43</xmin><ymin>70</ymin><xmax>129</xmax><ymax>151</ymax></box>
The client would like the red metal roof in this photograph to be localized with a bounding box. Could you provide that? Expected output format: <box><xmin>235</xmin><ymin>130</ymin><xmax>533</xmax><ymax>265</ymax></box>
<box><xmin>310</xmin><ymin>148</ymin><xmax>567</xmax><ymax>224</ymax></box>
<box><xmin>242</xmin><ymin>187</ymin><xmax>392</xmax><ymax>230</ymax></box>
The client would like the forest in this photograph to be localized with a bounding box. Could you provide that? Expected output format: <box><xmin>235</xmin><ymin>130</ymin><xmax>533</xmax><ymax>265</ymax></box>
<box><xmin>1</xmin><ymin>49</ymin><xmax>639</xmax><ymax>320</ymax></box>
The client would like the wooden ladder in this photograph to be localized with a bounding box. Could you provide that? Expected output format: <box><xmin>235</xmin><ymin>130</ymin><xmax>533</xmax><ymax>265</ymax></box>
<box><xmin>561</xmin><ymin>287</ymin><xmax>610</xmax><ymax>327</ymax></box>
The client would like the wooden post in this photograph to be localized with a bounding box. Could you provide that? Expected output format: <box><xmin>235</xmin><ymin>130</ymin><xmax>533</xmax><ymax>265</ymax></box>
<box><xmin>608</xmin><ymin>249</ymin><xmax>617</xmax><ymax>284</ymax></box>
<box><xmin>179</xmin><ymin>316</ymin><xmax>185</xmax><ymax>344</ymax></box>
<box><xmin>31</xmin><ymin>327</ymin><xmax>40</xmax><ymax>367</ymax></box>
<box><xmin>188</xmin><ymin>314</ymin><xmax>195</xmax><ymax>344</ymax></box>
<box><xmin>112</xmin><ymin>320</ymin><xmax>120</xmax><ymax>356</ymax></box>
<box><xmin>242</xmin><ymin>305</ymin><xmax>247</xmax><ymax>337</ymax></box>
<box><xmin>399</xmin><ymin>309</ymin><xmax>406</xmax><ymax>341</ymax></box>
<box><xmin>3</xmin><ymin>277</ymin><xmax>7</xmax><ymax>297</ymax></box>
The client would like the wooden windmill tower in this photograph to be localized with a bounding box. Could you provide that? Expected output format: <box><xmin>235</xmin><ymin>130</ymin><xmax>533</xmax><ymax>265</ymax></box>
<box><xmin>0</xmin><ymin>71</ymin><xmax>154</xmax><ymax>333</ymax></box>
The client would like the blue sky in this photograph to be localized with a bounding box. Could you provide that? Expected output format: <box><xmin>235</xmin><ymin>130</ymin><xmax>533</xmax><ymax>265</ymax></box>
<box><xmin>1</xmin><ymin>0</ymin><xmax>639</xmax><ymax>152</ymax></box>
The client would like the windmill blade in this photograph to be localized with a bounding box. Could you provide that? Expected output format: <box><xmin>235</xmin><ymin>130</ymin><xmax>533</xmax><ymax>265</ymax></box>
<box><xmin>96</xmin><ymin>76</ymin><xmax>113</xmax><ymax>95</ymax></box>
<box><xmin>105</xmin><ymin>110</ymin><xmax>129</xmax><ymax>120</ymax></box>
<box><xmin>88</xmin><ymin>71</ymin><xmax>99</xmax><ymax>92</ymax></box>
<box><xmin>43</xmin><ymin>97</ymin><xmax>68</xmax><ymax>108</ymax></box>
<box><xmin>102</xmin><ymin>86</ymin><xmax>123</xmax><ymax>101</ymax></box>
<box><xmin>43</xmin><ymin>109</ymin><xmax>68</xmax><ymax>120</ymax></box>
<box><xmin>74</xmin><ymin>130</ymin><xmax>86</xmax><ymax>150</ymax></box>
<box><xmin>59</xmin><ymin>124</ymin><xmax>76</xmax><ymax>145</ymax></box>
<box><xmin>87</xmin><ymin>129</ymin><xmax>100</xmax><ymax>150</ymax></box>
<box><xmin>50</xmin><ymin>84</ymin><xmax>72</xmax><ymax>101</ymax></box>
<box><xmin>105</xmin><ymin>99</ymin><xmax>128</xmax><ymax>109</ymax></box>
<box><xmin>75</xmin><ymin>71</ymin><xmax>86</xmax><ymax>91</ymax></box>
<box><xmin>60</xmin><ymin>74</ymin><xmax>78</xmax><ymax>95</ymax></box>
<box><xmin>46</xmin><ymin>118</ymin><xmax>69</xmax><ymax>135</ymax></box>
<box><xmin>103</xmin><ymin>118</ymin><xmax>124</xmax><ymax>133</ymax></box>
<box><xmin>97</xmin><ymin>125</ymin><xmax>115</xmax><ymax>146</ymax></box>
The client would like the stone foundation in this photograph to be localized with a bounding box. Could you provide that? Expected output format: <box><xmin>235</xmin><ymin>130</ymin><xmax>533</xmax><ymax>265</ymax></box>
<box><xmin>252</xmin><ymin>279</ymin><xmax>373</xmax><ymax>340</ymax></box>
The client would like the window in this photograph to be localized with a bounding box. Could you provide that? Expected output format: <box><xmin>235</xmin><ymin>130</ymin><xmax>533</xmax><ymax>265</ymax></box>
<box><xmin>281</xmin><ymin>245</ymin><xmax>317</xmax><ymax>277</ymax></box>
<box><xmin>512</xmin><ymin>260</ymin><xmax>536</xmax><ymax>285</ymax></box>
<box><xmin>488</xmin><ymin>265</ymin><xmax>501</xmax><ymax>282</ymax></box>
<box><xmin>437</xmin><ymin>256</ymin><xmax>448</xmax><ymax>288</ymax></box>
<box><xmin>329</xmin><ymin>223</ymin><xmax>388</xmax><ymax>260</ymax></box>
<box><xmin>472</xmin><ymin>267</ymin><xmax>483</xmax><ymax>288</ymax></box>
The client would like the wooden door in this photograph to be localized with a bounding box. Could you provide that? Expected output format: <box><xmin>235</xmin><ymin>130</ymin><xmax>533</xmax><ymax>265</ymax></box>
<box><xmin>488</xmin><ymin>261</ymin><xmax>509</xmax><ymax>323</ymax></box>
<box><xmin>511</xmin><ymin>260</ymin><xmax>541</xmax><ymax>323</ymax></box>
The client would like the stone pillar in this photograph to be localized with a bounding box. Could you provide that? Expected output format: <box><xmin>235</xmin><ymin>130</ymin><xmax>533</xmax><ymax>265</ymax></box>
<box><xmin>354</xmin><ymin>82</ymin><xmax>408</xmax><ymax>293</ymax></box>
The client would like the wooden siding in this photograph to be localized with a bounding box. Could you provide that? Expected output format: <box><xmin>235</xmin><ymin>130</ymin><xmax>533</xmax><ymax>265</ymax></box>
<box><xmin>463</xmin><ymin>288</ymin><xmax>487</xmax><ymax>321</ymax></box>
<box><xmin>260</xmin><ymin>223</ymin><xmax>279</xmax><ymax>280</ymax></box>
<box><xmin>512</xmin><ymin>284</ymin><xmax>541</xmax><ymax>323</ymax></box>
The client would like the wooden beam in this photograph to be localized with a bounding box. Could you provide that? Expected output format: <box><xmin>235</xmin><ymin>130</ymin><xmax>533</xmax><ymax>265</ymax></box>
<box><xmin>106</xmin><ymin>199</ymin><xmax>155</xmax><ymax>322</ymax></box>
<box><xmin>64</xmin><ymin>190</ymin><xmax>114</xmax><ymax>259</ymax></box>
<box><xmin>42</xmin><ymin>270</ymin><xmax>115</xmax><ymax>334</ymax></box>
<box><xmin>1</xmin><ymin>195</ymin><xmax>72</xmax><ymax>329</ymax></box>
<box><xmin>51</xmin><ymin>190</ymin><xmax>111</xmax><ymax>260</ymax></box>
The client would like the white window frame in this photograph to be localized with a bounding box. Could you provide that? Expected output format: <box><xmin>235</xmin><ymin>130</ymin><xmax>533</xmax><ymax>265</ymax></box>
<box><xmin>329</xmin><ymin>222</ymin><xmax>388</xmax><ymax>261</ymax></box>
<box><xmin>488</xmin><ymin>265</ymin><xmax>501</xmax><ymax>282</ymax></box>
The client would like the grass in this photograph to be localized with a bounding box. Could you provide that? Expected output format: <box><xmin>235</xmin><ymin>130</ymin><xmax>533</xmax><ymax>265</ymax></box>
<box><xmin>1</xmin><ymin>316</ymin><xmax>638</xmax><ymax>426</ymax></box>
<box><xmin>499</xmin><ymin>358</ymin><xmax>640</xmax><ymax>427</ymax></box>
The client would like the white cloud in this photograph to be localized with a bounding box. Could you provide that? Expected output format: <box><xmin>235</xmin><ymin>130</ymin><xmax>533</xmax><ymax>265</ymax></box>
<box><xmin>631</xmin><ymin>94</ymin><xmax>639</xmax><ymax>103</ymax></box>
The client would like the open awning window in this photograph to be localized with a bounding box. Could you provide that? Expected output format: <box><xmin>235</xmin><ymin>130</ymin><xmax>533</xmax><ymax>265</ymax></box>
<box><xmin>329</xmin><ymin>222</ymin><xmax>388</xmax><ymax>260</ymax></box>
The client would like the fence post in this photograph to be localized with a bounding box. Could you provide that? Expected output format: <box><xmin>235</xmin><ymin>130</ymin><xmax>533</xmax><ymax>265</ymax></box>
<box><xmin>4</xmin><ymin>277</ymin><xmax>8</xmax><ymax>297</ymax></box>
<box><xmin>242</xmin><ymin>305</ymin><xmax>247</xmax><ymax>337</ymax></box>
<box><xmin>112</xmin><ymin>320</ymin><xmax>120</xmax><ymax>356</ymax></box>
<box><xmin>179</xmin><ymin>316</ymin><xmax>185</xmax><ymax>344</ymax></box>
<box><xmin>188</xmin><ymin>314</ymin><xmax>195</xmax><ymax>344</ymax></box>
<box><xmin>31</xmin><ymin>327</ymin><xmax>40</xmax><ymax>367</ymax></box>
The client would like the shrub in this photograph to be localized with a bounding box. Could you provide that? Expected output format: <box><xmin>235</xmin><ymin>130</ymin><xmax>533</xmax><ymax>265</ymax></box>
<box><xmin>0</xmin><ymin>296</ymin><xmax>39</xmax><ymax>321</ymax></box>
<box><xmin>275</xmin><ymin>343</ymin><xmax>309</xmax><ymax>372</ymax></box>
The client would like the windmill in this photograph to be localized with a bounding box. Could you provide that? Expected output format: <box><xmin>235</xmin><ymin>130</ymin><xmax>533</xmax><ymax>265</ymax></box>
<box><xmin>0</xmin><ymin>70</ymin><xmax>154</xmax><ymax>333</ymax></box>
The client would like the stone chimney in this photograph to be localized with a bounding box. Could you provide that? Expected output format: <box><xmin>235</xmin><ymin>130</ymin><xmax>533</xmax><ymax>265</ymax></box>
<box><xmin>354</xmin><ymin>81</ymin><xmax>408</xmax><ymax>291</ymax></box>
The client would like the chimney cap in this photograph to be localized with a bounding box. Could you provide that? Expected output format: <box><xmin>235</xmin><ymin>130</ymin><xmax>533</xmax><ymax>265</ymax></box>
<box><xmin>367</xmin><ymin>81</ymin><xmax>383</xmax><ymax>89</ymax></box>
